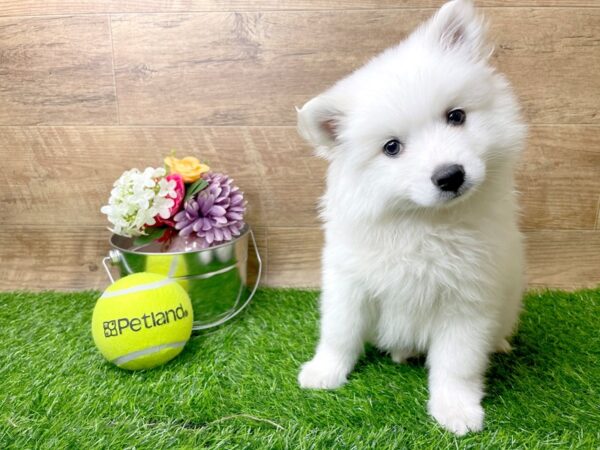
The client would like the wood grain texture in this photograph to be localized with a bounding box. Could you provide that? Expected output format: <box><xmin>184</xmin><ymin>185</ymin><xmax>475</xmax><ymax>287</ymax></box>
<box><xmin>517</xmin><ymin>126</ymin><xmax>600</xmax><ymax>230</ymax></box>
<box><xmin>0</xmin><ymin>3</ymin><xmax>598</xmax><ymax>291</ymax></box>
<box><xmin>0</xmin><ymin>226</ymin><xmax>112</xmax><ymax>291</ymax></box>
<box><xmin>0</xmin><ymin>126</ymin><xmax>326</xmax><ymax>228</ymax></box>
<box><xmin>1</xmin><ymin>226</ymin><xmax>597</xmax><ymax>290</ymax></box>
<box><xmin>111</xmin><ymin>8</ymin><xmax>600</xmax><ymax>126</ymax></box>
<box><xmin>267</xmin><ymin>227</ymin><xmax>323</xmax><ymax>287</ymax></box>
<box><xmin>525</xmin><ymin>230</ymin><xmax>600</xmax><ymax>289</ymax></box>
<box><xmin>267</xmin><ymin>227</ymin><xmax>600</xmax><ymax>289</ymax></box>
<box><xmin>0</xmin><ymin>16</ymin><xmax>116</xmax><ymax>125</ymax></box>
<box><xmin>1</xmin><ymin>1</ymin><xmax>599</xmax><ymax>16</ymax></box>
<box><xmin>0</xmin><ymin>225</ymin><xmax>266</xmax><ymax>291</ymax></box>
<box><xmin>489</xmin><ymin>9</ymin><xmax>600</xmax><ymax>125</ymax></box>
<box><xmin>0</xmin><ymin>125</ymin><xmax>597</xmax><ymax>230</ymax></box>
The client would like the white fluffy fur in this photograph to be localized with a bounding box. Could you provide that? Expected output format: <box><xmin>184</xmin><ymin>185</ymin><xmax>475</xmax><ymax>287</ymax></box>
<box><xmin>296</xmin><ymin>0</ymin><xmax>526</xmax><ymax>436</ymax></box>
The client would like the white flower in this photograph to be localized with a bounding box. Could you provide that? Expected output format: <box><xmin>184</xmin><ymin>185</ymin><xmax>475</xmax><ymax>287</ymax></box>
<box><xmin>101</xmin><ymin>167</ymin><xmax>177</xmax><ymax>237</ymax></box>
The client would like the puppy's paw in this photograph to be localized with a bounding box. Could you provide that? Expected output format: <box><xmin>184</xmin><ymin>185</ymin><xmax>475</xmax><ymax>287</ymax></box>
<box><xmin>390</xmin><ymin>348</ymin><xmax>416</xmax><ymax>364</ymax></box>
<box><xmin>428</xmin><ymin>397</ymin><xmax>484</xmax><ymax>436</ymax></box>
<box><xmin>298</xmin><ymin>359</ymin><xmax>347</xmax><ymax>390</ymax></box>
<box><xmin>495</xmin><ymin>338</ymin><xmax>512</xmax><ymax>354</ymax></box>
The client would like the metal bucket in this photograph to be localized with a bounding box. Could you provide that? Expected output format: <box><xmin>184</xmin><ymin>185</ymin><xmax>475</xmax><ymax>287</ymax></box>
<box><xmin>102</xmin><ymin>225</ymin><xmax>261</xmax><ymax>331</ymax></box>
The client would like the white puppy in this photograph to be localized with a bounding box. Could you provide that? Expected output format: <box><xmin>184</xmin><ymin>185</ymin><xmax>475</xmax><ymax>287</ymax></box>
<box><xmin>296</xmin><ymin>0</ymin><xmax>526</xmax><ymax>436</ymax></box>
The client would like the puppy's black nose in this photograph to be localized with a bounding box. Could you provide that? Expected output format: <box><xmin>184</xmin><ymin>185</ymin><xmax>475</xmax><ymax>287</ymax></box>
<box><xmin>431</xmin><ymin>164</ymin><xmax>465</xmax><ymax>193</ymax></box>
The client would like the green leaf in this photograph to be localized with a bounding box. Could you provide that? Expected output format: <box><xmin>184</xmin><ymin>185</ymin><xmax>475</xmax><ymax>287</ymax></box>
<box><xmin>133</xmin><ymin>227</ymin><xmax>167</xmax><ymax>246</ymax></box>
<box><xmin>184</xmin><ymin>179</ymin><xmax>208</xmax><ymax>203</ymax></box>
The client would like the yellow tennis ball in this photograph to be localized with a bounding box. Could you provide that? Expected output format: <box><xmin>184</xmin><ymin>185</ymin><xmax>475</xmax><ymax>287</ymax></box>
<box><xmin>145</xmin><ymin>255</ymin><xmax>189</xmax><ymax>291</ymax></box>
<box><xmin>92</xmin><ymin>272</ymin><xmax>193</xmax><ymax>370</ymax></box>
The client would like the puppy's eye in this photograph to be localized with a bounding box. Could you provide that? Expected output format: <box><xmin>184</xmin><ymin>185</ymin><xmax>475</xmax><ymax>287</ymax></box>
<box><xmin>447</xmin><ymin>108</ymin><xmax>466</xmax><ymax>126</ymax></box>
<box><xmin>383</xmin><ymin>139</ymin><xmax>404</xmax><ymax>157</ymax></box>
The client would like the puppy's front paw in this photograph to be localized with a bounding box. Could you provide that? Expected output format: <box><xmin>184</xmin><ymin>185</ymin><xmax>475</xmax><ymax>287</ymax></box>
<box><xmin>495</xmin><ymin>338</ymin><xmax>512</xmax><ymax>354</ymax></box>
<box><xmin>298</xmin><ymin>359</ymin><xmax>347</xmax><ymax>390</ymax></box>
<box><xmin>390</xmin><ymin>348</ymin><xmax>416</xmax><ymax>364</ymax></box>
<box><xmin>428</xmin><ymin>396</ymin><xmax>484</xmax><ymax>436</ymax></box>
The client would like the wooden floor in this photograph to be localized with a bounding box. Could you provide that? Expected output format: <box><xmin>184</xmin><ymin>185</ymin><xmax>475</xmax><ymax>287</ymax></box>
<box><xmin>0</xmin><ymin>1</ymin><xmax>599</xmax><ymax>290</ymax></box>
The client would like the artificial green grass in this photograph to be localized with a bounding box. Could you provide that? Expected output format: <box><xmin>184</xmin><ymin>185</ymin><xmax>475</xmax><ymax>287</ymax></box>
<box><xmin>1</xmin><ymin>288</ymin><xmax>599</xmax><ymax>449</ymax></box>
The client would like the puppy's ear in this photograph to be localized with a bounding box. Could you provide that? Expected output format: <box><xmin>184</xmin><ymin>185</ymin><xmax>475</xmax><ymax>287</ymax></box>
<box><xmin>426</xmin><ymin>0</ymin><xmax>488</xmax><ymax>60</ymax></box>
<box><xmin>297</xmin><ymin>92</ymin><xmax>346</xmax><ymax>159</ymax></box>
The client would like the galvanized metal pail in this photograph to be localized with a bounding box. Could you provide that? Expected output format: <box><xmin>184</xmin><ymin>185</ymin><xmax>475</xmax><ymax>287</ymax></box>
<box><xmin>102</xmin><ymin>225</ymin><xmax>261</xmax><ymax>331</ymax></box>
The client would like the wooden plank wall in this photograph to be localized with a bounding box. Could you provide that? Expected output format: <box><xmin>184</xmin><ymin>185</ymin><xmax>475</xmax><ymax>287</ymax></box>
<box><xmin>0</xmin><ymin>1</ymin><xmax>599</xmax><ymax>291</ymax></box>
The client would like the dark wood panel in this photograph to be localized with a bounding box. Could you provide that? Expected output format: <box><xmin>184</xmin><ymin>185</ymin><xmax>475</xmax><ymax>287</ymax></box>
<box><xmin>111</xmin><ymin>9</ymin><xmax>600</xmax><ymax>126</ymax></box>
<box><xmin>0</xmin><ymin>2</ymin><xmax>598</xmax><ymax>17</ymax></box>
<box><xmin>0</xmin><ymin>16</ymin><xmax>117</xmax><ymax>125</ymax></box>
<box><xmin>0</xmin><ymin>125</ymin><xmax>597</xmax><ymax>230</ymax></box>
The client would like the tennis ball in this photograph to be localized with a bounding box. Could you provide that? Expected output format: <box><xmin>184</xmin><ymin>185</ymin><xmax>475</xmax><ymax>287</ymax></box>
<box><xmin>92</xmin><ymin>272</ymin><xmax>193</xmax><ymax>370</ymax></box>
<box><xmin>145</xmin><ymin>255</ymin><xmax>189</xmax><ymax>291</ymax></box>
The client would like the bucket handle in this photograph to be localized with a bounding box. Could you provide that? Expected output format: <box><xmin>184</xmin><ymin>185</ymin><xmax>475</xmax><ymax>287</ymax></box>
<box><xmin>102</xmin><ymin>249</ymin><xmax>121</xmax><ymax>284</ymax></box>
<box><xmin>101</xmin><ymin>228</ymin><xmax>263</xmax><ymax>329</ymax></box>
<box><xmin>193</xmin><ymin>228</ymin><xmax>262</xmax><ymax>330</ymax></box>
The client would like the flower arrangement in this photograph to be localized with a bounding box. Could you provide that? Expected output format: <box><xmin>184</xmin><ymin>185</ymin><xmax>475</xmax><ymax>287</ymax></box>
<box><xmin>101</xmin><ymin>155</ymin><xmax>246</xmax><ymax>250</ymax></box>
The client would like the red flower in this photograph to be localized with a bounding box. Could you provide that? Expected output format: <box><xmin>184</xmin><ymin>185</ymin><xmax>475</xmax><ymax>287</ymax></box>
<box><xmin>157</xmin><ymin>227</ymin><xmax>177</xmax><ymax>243</ymax></box>
<box><xmin>154</xmin><ymin>173</ymin><xmax>184</xmax><ymax>227</ymax></box>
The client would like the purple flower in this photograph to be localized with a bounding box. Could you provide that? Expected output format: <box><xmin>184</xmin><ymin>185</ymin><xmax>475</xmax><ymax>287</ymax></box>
<box><xmin>173</xmin><ymin>172</ymin><xmax>246</xmax><ymax>248</ymax></box>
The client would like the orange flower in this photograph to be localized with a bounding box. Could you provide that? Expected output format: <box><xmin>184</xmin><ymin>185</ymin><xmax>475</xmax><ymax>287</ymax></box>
<box><xmin>164</xmin><ymin>156</ymin><xmax>210</xmax><ymax>183</ymax></box>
